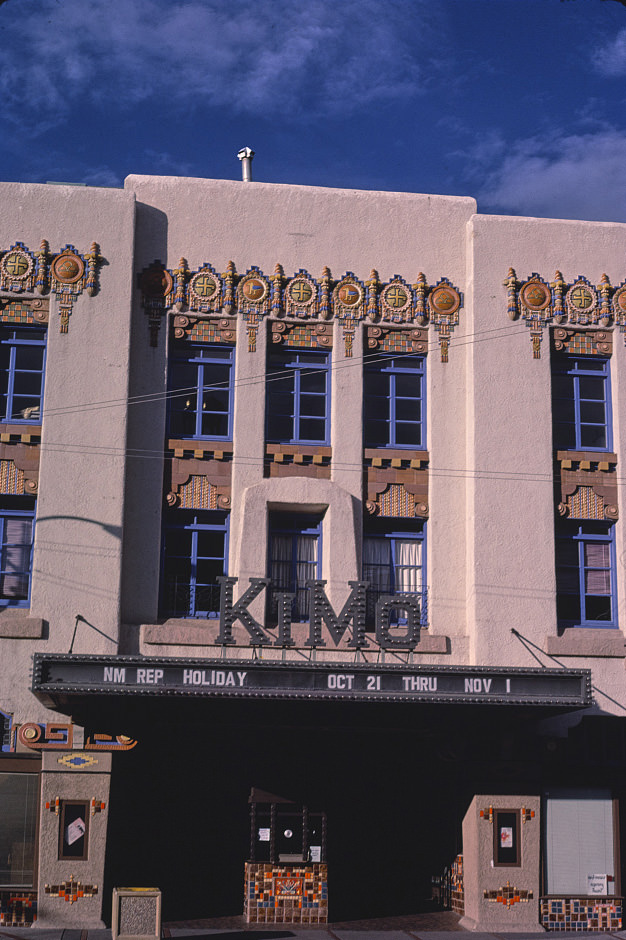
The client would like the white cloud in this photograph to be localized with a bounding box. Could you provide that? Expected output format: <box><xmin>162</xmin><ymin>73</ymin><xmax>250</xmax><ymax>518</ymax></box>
<box><xmin>0</xmin><ymin>0</ymin><xmax>430</xmax><ymax>130</ymax></box>
<box><xmin>594</xmin><ymin>26</ymin><xmax>626</xmax><ymax>75</ymax></box>
<box><xmin>476</xmin><ymin>129</ymin><xmax>626</xmax><ymax>223</ymax></box>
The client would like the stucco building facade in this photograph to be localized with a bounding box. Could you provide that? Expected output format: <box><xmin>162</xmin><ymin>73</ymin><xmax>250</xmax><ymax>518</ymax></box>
<box><xmin>0</xmin><ymin>173</ymin><xmax>625</xmax><ymax>930</ymax></box>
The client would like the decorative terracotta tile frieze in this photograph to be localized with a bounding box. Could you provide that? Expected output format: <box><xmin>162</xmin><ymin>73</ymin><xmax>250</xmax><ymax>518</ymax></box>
<box><xmin>265</xmin><ymin>444</ymin><xmax>332</xmax><ymax>480</ymax></box>
<box><xmin>0</xmin><ymin>440</ymin><xmax>40</xmax><ymax>495</ymax></box>
<box><xmin>556</xmin><ymin>451</ymin><xmax>618</xmax><ymax>521</ymax></box>
<box><xmin>553</xmin><ymin>326</ymin><xmax>612</xmax><ymax>357</ymax></box>
<box><xmin>504</xmin><ymin>268</ymin><xmax>626</xmax><ymax>358</ymax></box>
<box><xmin>166</xmin><ymin>453</ymin><xmax>232</xmax><ymax>510</ymax></box>
<box><xmin>366</xmin><ymin>325</ymin><xmax>428</xmax><ymax>354</ymax></box>
<box><xmin>138</xmin><ymin>259</ymin><xmax>462</xmax><ymax>359</ymax></box>
<box><xmin>0</xmin><ymin>297</ymin><xmax>49</xmax><ymax>326</ymax></box>
<box><xmin>172</xmin><ymin>314</ymin><xmax>236</xmax><ymax>344</ymax></box>
<box><xmin>270</xmin><ymin>321</ymin><xmax>332</xmax><ymax>349</ymax></box>
<box><xmin>364</xmin><ymin>449</ymin><xmax>429</xmax><ymax>518</ymax></box>
<box><xmin>0</xmin><ymin>241</ymin><xmax>101</xmax><ymax>334</ymax></box>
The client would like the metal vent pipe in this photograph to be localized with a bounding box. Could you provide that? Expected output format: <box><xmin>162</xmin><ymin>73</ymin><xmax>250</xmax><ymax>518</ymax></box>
<box><xmin>237</xmin><ymin>147</ymin><xmax>255</xmax><ymax>182</ymax></box>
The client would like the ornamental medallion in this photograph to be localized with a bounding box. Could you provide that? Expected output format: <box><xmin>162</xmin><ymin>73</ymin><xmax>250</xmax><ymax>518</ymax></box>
<box><xmin>520</xmin><ymin>279</ymin><xmax>551</xmax><ymax>311</ymax></box>
<box><xmin>241</xmin><ymin>277</ymin><xmax>267</xmax><ymax>303</ymax></box>
<box><xmin>338</xmin><ymin>282</ymin><xmax>362</xmax><ymax>306</ymax></box>
<box><xmin>52</xmin><ymin>251</ymin><xmax>85</xmax><ymax>285</ymax></box>
<box><xmin>1</xmin><ymin>250</ymin><xmax>33</xmax><ymax>282</ymax></box>
<box><xmin>566</xmin><ymin>280</ymin><xmax>597</xmax><ymax>317</ymax></box>
<box><xmin>429</xmin><ymin>284</ymin><xmax>460</xmax><ymax>316</ymax></box>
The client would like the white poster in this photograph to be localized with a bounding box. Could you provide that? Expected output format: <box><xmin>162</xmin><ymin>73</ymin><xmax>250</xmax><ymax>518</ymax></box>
<box><xmin>66</xmin><ymin>817</ymin><xmax>86</xmax><ymax>846</ymax></box>
<box><xmin>587</xmin><ymin>874</ymin><xmax>608</xmax><ymax>896</ymax></box>
<box><xmin>500</xmin><ymin>826</ymin><xmax>513</xmax><ymax>848</ymax></box>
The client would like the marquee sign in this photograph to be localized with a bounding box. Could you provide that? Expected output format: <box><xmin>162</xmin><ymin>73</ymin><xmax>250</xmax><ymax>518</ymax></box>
<box><xmin>32</xmin><ymin>654</ymin><xmax>592</xmax><ymax>707</ymax></box>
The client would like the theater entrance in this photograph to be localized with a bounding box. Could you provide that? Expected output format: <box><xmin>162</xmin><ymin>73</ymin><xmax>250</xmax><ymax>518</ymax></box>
<box><xmin>99</xmin><ymin>697</ymin><xmax>545</xmax><ymax>923</ymax></box>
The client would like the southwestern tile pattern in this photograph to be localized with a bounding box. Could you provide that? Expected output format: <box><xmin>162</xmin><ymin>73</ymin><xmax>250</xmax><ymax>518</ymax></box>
<box><xmin>265</xmin><ymin>444</ymin><xmax>332</xmax><ymax>480</ymax></box>
<box><xmin>0</xmin><ymin>298</ymin><xmax>49</xmax><ymax>326</ymax></box>
<box><xmin>244</xmin><ymin>862</ymin><xmax>328</xmax><ymax>924</ymax></box>
<box><xmin>138</xmin><ymin>259</ymin><xmax>462</xmax><ymax>357</ymax></box>
<box><xmin>364</xmin><ymin>449</ymin><xmax>429</xmax><ymax>518</ymax></box>
<box><xmin>556</xmin><ymin>451</ymin><xmax>618</xmax><ymax>522</ymax></box>
<box><xmin>0</xmin><ymin>890</ymin><xmax>37</xmax><ymax>926</ymax></box>
<box><xmin>504</xmin><ymin>268</ymin><xmax>626</xmax><ymax>358</ymax></box>
<box><xmin>540</xmin><ymin>897</ymin><xmax>623</xmax><ymax>931</ymax></box>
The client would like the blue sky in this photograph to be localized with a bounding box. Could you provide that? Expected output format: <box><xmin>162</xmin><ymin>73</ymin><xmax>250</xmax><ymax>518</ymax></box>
<box><xmin>3</xmin><ymin>0</ymin><xmax>626</xmax><ymax>222</ymax></box>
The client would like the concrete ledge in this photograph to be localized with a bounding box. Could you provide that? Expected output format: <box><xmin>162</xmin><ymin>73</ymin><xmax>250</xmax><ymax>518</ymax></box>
<box><xmin>545</xmin><ymin>627</ymin><xmax>626</xmax><ymax>658</ymax></box>
<box><xmin>0</xmin><ymin>608</ymin><xmax>45</xmax><ymax>638</ymax></box>
<box><xmin>142</xmin><ymin>620</ymin><xmax>216</xmax><ymax>646</ymax></box>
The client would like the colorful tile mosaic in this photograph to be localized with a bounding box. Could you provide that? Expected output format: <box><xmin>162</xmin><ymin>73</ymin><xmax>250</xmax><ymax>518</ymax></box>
<box><xmin>178</xmin><ymin>475</ymin><xmax>217</xmax><ymax>510</ymax></box>
<box><xmin>451</xmin><ymin>855</ymin><xmax>464</xmax><ymax>916</ymax></box>
<box><xmin>0</xmin><ymin>299</ymin><xmax>49</xmax><ymax>326</ymax></box>
<box><xmin>504</xmin><ymin>268</ymin><xmax>626</xmax><ymax>358</ymax></box>
<box><xmin>244</xmin><ymin>862</ymin><xmax>328</xmax><ymax>924</ymax></box>
<box><xmin>138</xmin><ymin>259</ymin><xmax>462</xmax><ymax>357</ymax></box>
<box><xmin>0</xmin><ymin>890</ymin><xmax>37</xmax><ymax>926</ymax></box>
<box><xmin>483</xmin><ymin>881</ymin><xmax>533</xmax><ymax>909</ymax></box>
<box><xmin>270</xmin><ymin>322</ymin><xmax>332</xmax><ymax>349</ymax></box>
<box><xmin>44</xmin><ymin>877</ymin><xmax>98</xmax><ymax>904</ymax></box>
<box><xmin>0</xmin><ymin>460</ymin><xmax>24</xmax><ymax>495</ymax></box>
<box><xmin>540</xmin><ymin>897</ymin><xmax>623</xmax><ymax>932</ymax></box>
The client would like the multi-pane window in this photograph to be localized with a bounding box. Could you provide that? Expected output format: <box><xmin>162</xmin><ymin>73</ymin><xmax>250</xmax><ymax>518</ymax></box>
<box><xmin>0</xmin><ymin>328</ymin><xmax>47</xmax><ymax>424</ymax></box>
<box><xmin>0</xmin><ymin>499</ymin><xmax>35</xmax><ymax>608</ymax></box>
<box><xmin>161</xmin><ymin>510</ymin><xmax>228</xmax><ymax>618</ymax></box>
<box><xmin>168</xmin><ymin>342</ymin><xmax>234</xmax><ymax>440</ymax></box>
<box><xmin>556</xmin><ymin>522</ymin><xmax>616</xmax><ymax>628</ymax></box>
<box><xmin>552</xmin><ymin>356</ymin><xmax>611</xmax><ymax>451</ymax></box>
<box><xmin>268</xmin><ymin>513</ymin><xmax>322</xmax><ymax>622</ymax></box>
<box><xmin>266</xmin><ymin>350</ymin><xmax>330</xmax><ymax>444</ymax></box>
<box><xmin>362</xmin><ymin>522</ymin><xmax>426</xmax><ymax>624</ymax></box>
<box><xmin>0</xmin><ymin>772</ymin><xmax>38</xmax><ymax>886</ymax></box>
<box><xmin>364</xmin><ymin>353</ymin><xmax>425</xmax><ymax>449</ymax></box>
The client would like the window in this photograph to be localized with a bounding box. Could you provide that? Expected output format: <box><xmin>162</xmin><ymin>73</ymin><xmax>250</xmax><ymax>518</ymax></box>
<box><xmin>552</xmin><ymin>356</ymin><xmax>611</xmax><ymax>451</ymax></box>
<box><xmin>58</xmin><ymin>800</ymin><xmax>89</xmax><ymax>861</ymax></box>
<box><xmin>268</xmin><ymin>513</ymin><xmax>322</xmax><ymax>622</ymax></box>
<box><xmin>160</xmin><ymin>510</ymin><xmax>228</xmax><ymax>618</ymax></box>
<box><xmin>0</xmin><ymin>772</ymin><xmax>38</xmax><ymax>886</ymax></box>
<box><xmin>362</xmin><ymin>522</ymin><xmax>426</xmax><ymax>625</ymax></box>
<box><xmin>556</xmin><ymin>522</ymin><xmax>616</xmax><ymax>628</ymax></box>
<box><xmin>168</xmin><ymin>342</ymin><xmax>234</xmax><ymax>440</ymax></box>
<box><xmin>0</xmin><ymin>328</ymin><xmax>46</xmax><ymax>424</ymax></box>
<box><xmin>0</xmin><ymin>499</ymin><xmax>35</xmax><ymax>608</ymax></box>
<box><xmin>364</xmin><ymin>353</ymin><xmax>425</xmax><ymax>449</ymax></box>
<box><xmin>545</xmin><ymin>790</ymin><xmax>617</xmax><ymax>895</ymax></box>
<box><xmin>266</xmin><ymin>350</ymin><xmax>330</xmax><ymax>444</ymax></box>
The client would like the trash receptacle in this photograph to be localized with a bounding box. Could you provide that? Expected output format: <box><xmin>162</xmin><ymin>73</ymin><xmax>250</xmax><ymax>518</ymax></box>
<box><xmin>112</xmin><ymin>887</ymin><xmax>162</xmax><ymax>940</ymax></box>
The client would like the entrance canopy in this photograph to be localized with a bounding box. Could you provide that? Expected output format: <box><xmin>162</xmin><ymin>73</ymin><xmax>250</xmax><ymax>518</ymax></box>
<box><xmin>32</xmin><ymin>653</ymin><xmax>591</xmax><ymax>708</ymax></box>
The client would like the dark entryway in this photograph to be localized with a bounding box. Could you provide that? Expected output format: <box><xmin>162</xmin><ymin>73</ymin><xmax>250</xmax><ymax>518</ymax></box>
<box><xmin>96</xmin><ymin>698</ymin><xmax>553</xmax><ymax>924</ymax></box>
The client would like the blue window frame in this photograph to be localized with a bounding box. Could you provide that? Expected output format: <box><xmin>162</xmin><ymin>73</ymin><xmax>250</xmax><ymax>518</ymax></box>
<box><xmin>168</xmin><ymin>342</ymin><xmax>234</xmax><ymax>440</ymax></box>
<box><xmin>363</xmin><ymin>521</ymin><xmax>427</xmax><ymax>625</ymax></box>
<box><xmin>266</xmin><ymin>350</ymin><xmax>330</xmax><ymax>444</ymax></box>
<box><xmin>552</xmin><ymin>356</ymin><xmax>611</xmax><ymax>452</ymax></box>
<box><xmin>161</xmin><ymin>509</ymin><xmax>228</xmax><ymax>618</ymax></box>
<box><xmin>268</xmin><ymin>512</ymin><xmax>322</xmax><ymax>622</ymax></box>
<box><xmin>364</xmin><ymin>353</ymin><xmax>425</xmax><ymax>449</ymax></box>
<box><xmin>0</xmin><ymin>328</ymin><xmax>47</xmax><ymax>424</ymax></box>
<box><xmin>0</xmin><ymin>499</ymin><xmax>35</xmax><ymax>608</ymax></box>
<box><xmin>556</xmin><ymin>522</ymin><xmax>617</xmax><ymax>628</ymax></box>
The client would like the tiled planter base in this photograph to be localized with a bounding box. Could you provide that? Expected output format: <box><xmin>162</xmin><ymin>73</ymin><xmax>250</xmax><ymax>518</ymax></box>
<box><xmin>541</xmin><ymin>897</ymin><xmax>623</xmax><ymax>931</ymax></box>
<box><xmin>244</xmin><ymin>862</ymin><xmax>328</xmax><ymax>924</ymax></box>
<box><xmin>0</xmin><ymin>890</ymin><xmax>37</xmax><ymax>926</ymax></box>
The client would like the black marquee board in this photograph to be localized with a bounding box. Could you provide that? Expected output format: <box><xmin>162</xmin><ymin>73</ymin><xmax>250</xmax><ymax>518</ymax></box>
<box><xmin>32</xmin><ymin>654</ymin><xmax>592</xmax><ymax>707</ymax></box>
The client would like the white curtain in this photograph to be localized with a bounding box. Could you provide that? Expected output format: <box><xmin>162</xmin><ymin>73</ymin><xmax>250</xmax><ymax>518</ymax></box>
<box><xmin>585</xmin><ymin>542</ymin><xmax>611</xmax><ymax>594</ymax></box>
<box><xmin>395</xmin><ymin>539</ymin><xmax>422</xmax><ymax>593</ymax></box>
<box><xmin>295</xmin><ymin>535</ymin><xmax>317</xmax><ymax>587</ymax></box>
